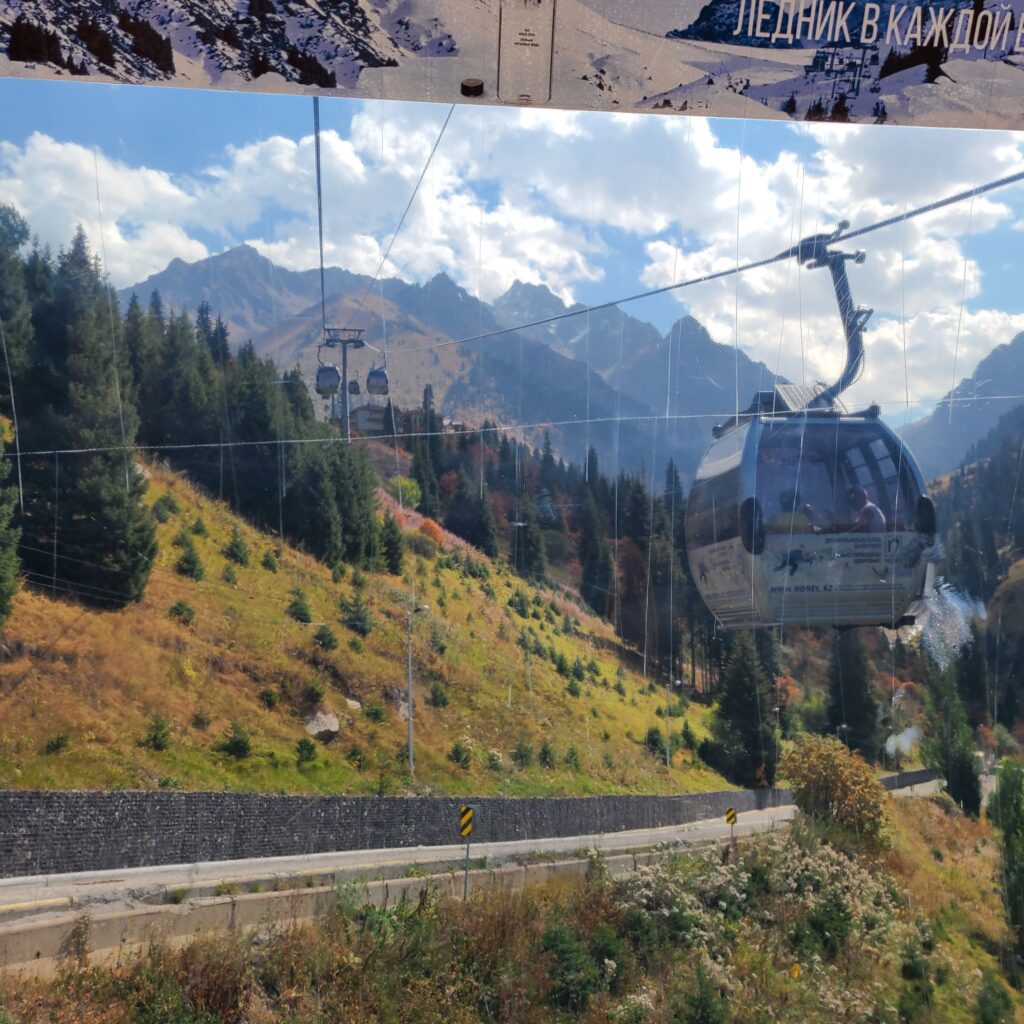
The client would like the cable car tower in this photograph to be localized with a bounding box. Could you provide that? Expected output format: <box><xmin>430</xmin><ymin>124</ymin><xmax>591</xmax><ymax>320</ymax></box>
<box><xmin>685</xmin><ymin>223</ymin><xmax>936</xmax><ymax>630</ymax></box>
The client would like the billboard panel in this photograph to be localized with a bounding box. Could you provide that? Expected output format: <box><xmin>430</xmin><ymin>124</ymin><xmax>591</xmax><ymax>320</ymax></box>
<box><xmin>1</xmin><ymin>0</ymin><xmax>1024</xmax><ymax>129</ymax></box>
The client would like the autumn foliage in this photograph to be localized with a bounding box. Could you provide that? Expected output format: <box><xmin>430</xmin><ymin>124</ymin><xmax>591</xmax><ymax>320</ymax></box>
<box><xmin>782</xmin><ymin>736</ymin><xmax>890</xmax><ymax>851</ymax></box>
<box><xmin>418</xmin><ymin>518</ymin><xmax>445</xmax><ymax>548</ymax></box>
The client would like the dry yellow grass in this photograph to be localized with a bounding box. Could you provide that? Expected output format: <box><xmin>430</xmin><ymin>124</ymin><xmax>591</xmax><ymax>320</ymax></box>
<box><xmin>0</xmin><ymin>462</ymin><xmax>726</xmax><ymax>796</ymax></box>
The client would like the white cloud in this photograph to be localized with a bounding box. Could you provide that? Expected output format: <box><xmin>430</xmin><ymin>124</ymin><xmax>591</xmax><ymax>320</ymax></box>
<box><xmin>0</xmin><ymin>133</ymin><xmax>206</xmax><ymax>282</ymax></box>
<box><xmin>1</xmin><ymin>100</ymin><xmax>1023</xmax><ymax>421</ymax></box>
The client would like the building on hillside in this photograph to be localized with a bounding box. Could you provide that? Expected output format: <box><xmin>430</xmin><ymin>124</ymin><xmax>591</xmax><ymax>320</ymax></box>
<box><xmin>353</xmin><ymin>403</ymin><xmax>387</xmax><ymax>436</ymax></box>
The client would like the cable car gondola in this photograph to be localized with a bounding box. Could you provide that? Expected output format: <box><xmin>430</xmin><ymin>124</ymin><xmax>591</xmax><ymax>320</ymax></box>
<box><xmin>348</xmin><ymin>378</ymin><xmax>361</xmax><ymax>396</ymax></box>
<box><xmin>685</xmin><ymin>224</ymin><xmax>936</xmax><ymax>630</ymax></box>
<box><xmin>366</xmin><ymin>364</ymin><xmax>389</xmax><ymax>396</ymax></box>
<box><xmin>315</xmin><ymin>363</ymin><xmax>341</xmax><ymax>397</ymax></box>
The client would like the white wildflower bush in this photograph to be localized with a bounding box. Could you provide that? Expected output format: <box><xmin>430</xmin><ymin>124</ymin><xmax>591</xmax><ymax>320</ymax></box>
<box><xmin>614</xmin><ymin>829</ymin><xmax>902</xmax><ymax>973</ymax></box>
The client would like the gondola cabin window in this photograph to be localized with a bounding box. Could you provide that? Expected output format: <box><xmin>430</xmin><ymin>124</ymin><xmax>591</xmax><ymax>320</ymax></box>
<box><xmin>755</xmin><ymin>420</ymin><xmax>921</xmax><ymax>536</ymax></box>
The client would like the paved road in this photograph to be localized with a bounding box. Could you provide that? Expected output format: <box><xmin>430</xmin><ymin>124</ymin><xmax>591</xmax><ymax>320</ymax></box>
<box><xmin>0</xmin><ymin>801</ymin><xmax>794</xmax><ymax>918</ymax></box>
<box><xmin>0</xmin><ymin>778</ymin><xmax>944</xmax><ymax>921</ymax></box>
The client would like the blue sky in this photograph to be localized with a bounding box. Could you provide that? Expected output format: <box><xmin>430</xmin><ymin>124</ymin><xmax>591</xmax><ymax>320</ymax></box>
<box><xmin>1</xmin><ymin>75</ymin><xmax>1023</xmax><ymax>420</ymax></box>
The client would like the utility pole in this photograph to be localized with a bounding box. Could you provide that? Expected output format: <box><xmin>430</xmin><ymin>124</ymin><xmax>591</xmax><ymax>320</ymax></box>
<box><xmin>407</xmin><ymin>594</ymin><xmax>429</xmax><ymax>777</ymax></box>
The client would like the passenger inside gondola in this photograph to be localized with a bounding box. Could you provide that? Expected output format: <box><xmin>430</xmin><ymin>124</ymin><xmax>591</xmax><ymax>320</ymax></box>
<box><xmin>847</xmin><ymin>486</ymin><xmax>887</xmax><ymax>532</ymax></box>
<box><xmin>768</xmin><ymin>489</ymin><xmax>818</xmax><ymax>533</ymax></box>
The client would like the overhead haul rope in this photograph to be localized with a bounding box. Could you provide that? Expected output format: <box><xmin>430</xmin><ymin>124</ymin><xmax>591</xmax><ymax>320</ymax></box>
<box><xmin>346</xmin><ymin>103</ymin><xmax>456</xmax><ymax>328</ymax></box>
<box><xmin>410</xmin><ymin>166</ymin><xmax>1024</xmax><ymax>354</ymax></box>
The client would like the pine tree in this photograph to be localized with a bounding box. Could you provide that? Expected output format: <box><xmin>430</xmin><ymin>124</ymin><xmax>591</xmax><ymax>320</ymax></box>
<box><xmin>19</xmin><ymin>228</ymin><xmax>155</xmax><ymax>605</ymax></box>
<box><xmin>510</xmin><ymin>495</ymin><xmax>545</xmax><ymax>580</ymax></box>
<box><xmin>826</xmin><ymin>628</ymin><xmax>880</xmax><ymax>760</ymax></box>
<box><xmin>445</xmin><ymin>470</ymin><xmax>498</xmax><ymax>557</ymax></box>
<box><xmin>0</xmin><ymin>440</ymin><xmax>20</xmax><ymax>627</ymax></box>
<box><xmin>578</xmin><ymin>489</ymin><xmax>612</xmax><ymax>616</ymax></box>
<box><xmin>707</xmin><ymin>631</ymin><xmax>779</xmax><ymax>787</ymax></box>
<box><xmin>381</xmin><ymin>510</ymin><xmax>405</xmax><ymax>575</ymax></box>
<box><xmin>956</xmin><ymin>621</ymin><xmax>989</xmax><ymax>727</ymax></box>
<box><xmin>923</xmin><ymin>660</ymin><xmax>982</xmax><ymax>815</ymax></box>
<box><xmin>412</xmin><ymin>439</ymin><xmax>440</xmax><ymax>519</ymax></box>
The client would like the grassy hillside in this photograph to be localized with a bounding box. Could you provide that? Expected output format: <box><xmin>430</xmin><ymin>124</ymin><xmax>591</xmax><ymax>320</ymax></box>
<box><xmin>0</xmin><ymin>462</ymin><xmax>727</xmax><ymax>796</ymax></box>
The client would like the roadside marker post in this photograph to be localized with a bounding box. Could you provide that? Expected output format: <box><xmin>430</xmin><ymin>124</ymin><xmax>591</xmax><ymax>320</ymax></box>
<box><xmin>459</xmin><ymin>804</ymin><xmax>474</xmax><ymax>900</ymax></box>
<box><xmin>725</xmin><ymin>806</ymin><xmax>737</xmax><ymax>852</ymax></box>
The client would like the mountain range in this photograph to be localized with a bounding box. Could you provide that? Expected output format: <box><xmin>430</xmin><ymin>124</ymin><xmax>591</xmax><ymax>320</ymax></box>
<box><xmin>123</xmin><ymin>244</ymin><xmax>1024</xmax><ymax>484</ymax></box>
<box><xmin>121</xmin><ymin>245</ymin><xmax>782</xmax><ymax>481</ymax></box>
<box><xmin>899</xmin><ymin>330</ymin><xmax>1024</xmax><ymax>479</ymax></box>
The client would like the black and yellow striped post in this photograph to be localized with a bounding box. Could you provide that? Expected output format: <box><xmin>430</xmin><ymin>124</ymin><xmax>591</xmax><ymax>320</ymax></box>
<box><xmin>459</xmin><ymin>804</ymin><xmax>475</xmax><ymax>899</ymax></box>
<box><xmin>725</xmin><ymin>806</ymin><xmax>737</xmax><ymax>851</ymax></box>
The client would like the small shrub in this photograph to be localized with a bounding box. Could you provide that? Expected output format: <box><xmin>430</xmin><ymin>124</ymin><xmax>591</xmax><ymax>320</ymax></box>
<box><xmin>406</xmin><ymin>531</ymin><xmax>437</xmax><ymax>559</ymax></box>
<box><xmin>539</xmin><ymin>740</ymin><xmax>556</xmax><ymax>769</ymax></box>
<box><xmin>304</xmin><ymin>680</ymin><xmax>327</xmax><ymax>707</ymax></box>
<box><xmin>418</xmin><ymin>518</ymin><xmax>445</xmax><ymax>548</ymax></box>
<box><xmin>259</xmin><ymin>688</ymin><xmax>280</xmax><ymax>710</ymax></box>
<box><xmin>261</xmin><ymin>550</ymin><xmax>278</xmax><ymax>573</ymax></box>
<box><xmin>158</xmin><ymin>776</ymin><xmax>181</xmax><ymax>789</ymax></box>
<box><xmin>512</xmin><ymin>740</ymin><xmax>534</xmax><ymax>769</ymax></box>
<box><xmin>566</xmin><ymin>679</ymin><xmax>581</xmax><ymax>698</ymax></box>
<box><xmin>142</xmin><ymin>712</ymin><xmax>171</xmax><ymax>752</ymax></box>
<box><xmin>486</xmin><ymin>750</ymin><xmax>503</xmax><ymax>771</ymax></box>
<box><xmin>223</xmin><ymin>526</ymin><xmax>250</xmax><ymax>566</ymax></box>
<box><xmin>313</xmin><ymin>624</ymin><xmax>338</xmax><ymax>650</ymax></box>
<box><xmin>564</xmin><ymin>746</ymin><xmax>581</xmax><ymax>772</ymax></box>
<box><xmin>340</xmin><ymin>593</ymin><xmax>373</xmax><ymax>637</ymax></box>
<box><xmin>151</xmin><ymin>493</ymin><xmax>180</xmax><ymax>522</ymax></box>
<box><xmin>331</xmin><ymin>563</ymin><xmax>346</xmax><ymax>583</ymax></box>
<box><xmin>218</xmin><ymin>722</ymin><xmax>252</xmax><ymax>759</ymax></box>
<box><xmin>221</xmin><ymin>564</ymin><xmax>238</xmax><ymax>585</ymax></box>
<box><xmin>614</xmin><ymin>680</ymin><xmax>627</xmax><ymax>698</ymax></box>
<box><xmin>430</xmin><ymin>623</ymin><xmax>447</xmax><ymax>654</ymax></box>
<box><xmin>782</xmin><ymin>736</ymin><xmax>889</xmax><ymax>850</ymax></box>
<box><xmin>175</xmin><ymin>542</ymin><xmax>204</xmax><ymax>581</ymax></box>
<box><xmin>171</xmin><ymin>527</ymin><xmax>191</xmax><ymax>549</ymax></box>
<box><xmin>427</xmin><ymin>682</ymin><xmax>449</xmax><ymax>708</ymax></box>
<box><xmin>346</xmin><ymin>744</ymin><xmax>367</xmax><ymax>770</ymax></box>
<box><xmin>287</xmin><ymin>589</ymin><xmax>312</xmax><ymax>624</ymax></box>
<box><xmin>168</xmin><ymin>600</ymin><xmax>195</xmax><ymax>625</ymax></box>
<box><xmin>674</xmin><ymin>961</ymin><xmax>729</xmax><ymax>1024</ymax></box>
<box><xmin>168</xmin><ymin>888</ymin><xmax>188</xmax><ymax>905</ymax></box>
<box><xmin>192</xmin><ymin>709</ymin><xmax>210</xmax><ymax>730</ymax></box>
<box><xmin>190</xmin><ymin>516</ymin><xmax>207</xmax><ymax>537</ymax></box>
<box><xmin>45</xmin><ymin>732</ymin><xmax>70</xmax><ymax>755</ymax></box>
<box><xmin>351</xmin><ymin>568</ymin><xmax>366</xmax><ymax>591</ymax></box>
<box><xmin>349</xmin><ymin>637</ymin><xmax>363</xmax><ymax>654</ymax></box>
<box><xmin>448</xmin><ymin>741</ymin><xmax>472</xmax><ymax>769</ymax></box>
<box><xmin>296</xmin><ymin>737</ymin><xmax>317</xmax><ymax>765</ymax></box>
<box><xmin>976</xmin><ymin>972</ymin><xmax>1013</xmax><ymax>1024</ymax></box>
<box><xmin>363</xmin><ymin>701</ymin><xmax>386</xmax><ymax>724</ymax></box>
<box><xmin>645</xmin><ymin>726</ymin><xmax>667</xmax><ymax>759</ymax></box>
<box><xmin>508</xmin><ymin>589</ymin><xmax>530</xmax><ymax>617</ymax></box>
<box><xmin>541</xmin><ymin>920</ymin><xmax>600</xmax><ymax>1010</ymax></box>
<box><xmin>681</xmin><ymin>720</ymin><xmax>698</xmax><ymax>750</ymax></box>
